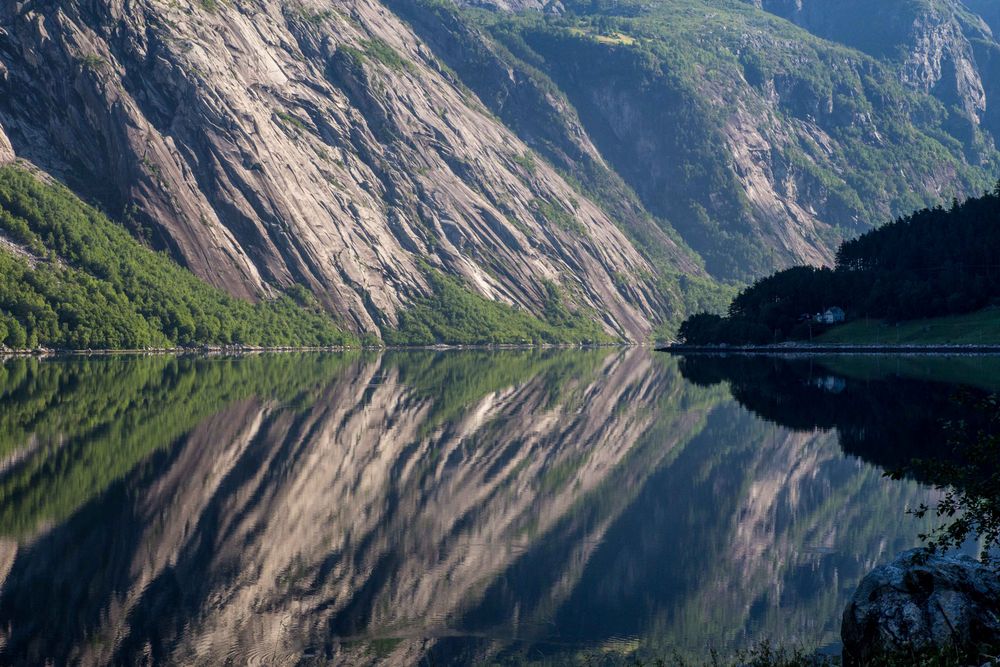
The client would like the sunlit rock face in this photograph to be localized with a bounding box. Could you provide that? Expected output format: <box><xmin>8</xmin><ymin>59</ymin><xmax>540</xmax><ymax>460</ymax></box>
<box><xmin>0</xmin><ymin>0</ymin><xmax>690</xmax><ymax>340</ymax></box>
<box><xmin>0</xmin><ymin>125</ymin><xmax>13</xmax><ymax>164</ymax></box>
<box><xmin>0</xmin><ymin>351</ymin><xmax>937</xmax><ymax>664</ymax></box>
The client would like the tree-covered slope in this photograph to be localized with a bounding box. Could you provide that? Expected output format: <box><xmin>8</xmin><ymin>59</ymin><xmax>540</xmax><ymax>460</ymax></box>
<box><xmin>677</xmin><ymin>185</ymin><xmax>1000</xmax><ymax>345</ymax></box>
<box><xmin>443</xmin><ymin>0</ymin><xmax>998</xmax><ymax>279</ymax></box>
<box><xmin>0</xmin><ymin>167</ymin><xmax>353</xmax><ymax>349</ymax></box>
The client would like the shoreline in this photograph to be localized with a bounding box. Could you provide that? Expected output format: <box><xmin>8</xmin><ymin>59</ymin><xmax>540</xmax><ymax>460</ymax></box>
<box><xmin>659</xmin><ymin>343</ymin><xmax>1000</xmax><ymax>355</ymax></box>
<box><xmin>0</xmin><ymin>342</ymin><xmax>638</xmax><ymax>359</ymax></box>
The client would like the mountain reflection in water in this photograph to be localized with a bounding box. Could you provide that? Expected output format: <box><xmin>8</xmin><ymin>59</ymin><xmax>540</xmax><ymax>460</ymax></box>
<box><xmin>0</xmin><ymin>350</ymin><xmax>950</xmax><ymax>664</ymax></box>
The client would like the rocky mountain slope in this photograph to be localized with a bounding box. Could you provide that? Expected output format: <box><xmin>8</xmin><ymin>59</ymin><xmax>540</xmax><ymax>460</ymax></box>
<box><xmin>750</xmin><ymin>0</ymin><xmax>1000</xmax><ymax>142</ymax></box>
<box><xmin>449</xmin><ymin>0</ymin><xmax>1000</xmax><ymax>278</ymax></box>
<box><xmin>3</xmin><ymin>0</ymin><xmax>1000</xmax><ymax>341</ymax></box>
<box><xmin>0</xmin><ymin>0</ymin><xmax>705</xmax><ymax>342</ymax></box>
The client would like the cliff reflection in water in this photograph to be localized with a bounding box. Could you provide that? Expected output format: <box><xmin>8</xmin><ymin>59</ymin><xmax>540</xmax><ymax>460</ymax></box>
<box><xmin>0</xmin><ymin>350</ymin><xmax>937</xmax><ymax>664</ymax></box>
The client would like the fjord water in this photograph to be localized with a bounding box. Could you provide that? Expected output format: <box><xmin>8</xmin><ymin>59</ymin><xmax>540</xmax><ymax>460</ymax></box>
<box><xmin>0</xmin><ymin>350</ymin><xmax>969</xmax><ymax>664</ymax></box>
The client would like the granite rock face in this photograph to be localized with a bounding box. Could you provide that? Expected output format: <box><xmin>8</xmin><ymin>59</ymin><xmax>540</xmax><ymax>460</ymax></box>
<box><xmin>0</xmin><ymin>125</ymin><xmax>13</xmax><ymax>164</ymax></box>
<box><xmin>842</xmin><ymin>549</ymin><xmax>1000</xmax><ymax>665</ymax></box>
<box><xmin>6</xmin><ymin>0</ymin><xmax>1000</xmax><ymax>336</ymax></box>
<box><xmin>0</xmin><ymin>0</ymin><xmax>687</xmax><ymax>339</ymax></box>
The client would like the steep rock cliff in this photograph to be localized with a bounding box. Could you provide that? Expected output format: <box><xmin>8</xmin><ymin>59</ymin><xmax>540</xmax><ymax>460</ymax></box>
<box><xmin>751</xmin><ymin>0</ymin><xmax>1000</xmax><ymax>145</ymax></box>
<box><xmin>0</xmin><ymin>0</ymin><xmax>692</xmax><ymax>340</ymax></box>
<box><xmin>0</xmin><ymin>125</ymin><xmax>13</xmax><ymax>164</ymax></box>
<box><xmin>4</xmin><ymin>0</ymin><xmax>999</xmax><ymax>335</ymax></box>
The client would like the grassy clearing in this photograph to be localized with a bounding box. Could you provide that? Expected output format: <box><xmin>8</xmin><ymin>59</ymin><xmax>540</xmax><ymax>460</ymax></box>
<box><xmin>816</xmin><ymin>307</ymin><xmax>1000</xmax><ymax>346</ymax></box>
<box><xmin>567</xmin><ymin>26</ymin><xmax>637</xmax><ymax>45</ymax></box>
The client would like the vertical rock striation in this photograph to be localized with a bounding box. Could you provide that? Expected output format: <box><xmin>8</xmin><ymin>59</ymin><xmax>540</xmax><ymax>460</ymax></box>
<box><xmin>0</xmin><ymin>0</ymin><xmax>686</xmax><ymax>340</ymax></box>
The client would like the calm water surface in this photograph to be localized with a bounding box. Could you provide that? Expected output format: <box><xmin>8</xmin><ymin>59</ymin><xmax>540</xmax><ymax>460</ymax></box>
<box><xmin>0</xmin><ymin>349</ymin><xmax>987</xmax><ymax>665</ymax></box>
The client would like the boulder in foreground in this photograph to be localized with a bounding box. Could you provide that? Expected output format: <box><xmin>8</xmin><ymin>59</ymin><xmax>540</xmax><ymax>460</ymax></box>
<box><xmin>842</xmin><ymin>549</ymin><xmax>1000</xmax><ymax>665</ymax></box>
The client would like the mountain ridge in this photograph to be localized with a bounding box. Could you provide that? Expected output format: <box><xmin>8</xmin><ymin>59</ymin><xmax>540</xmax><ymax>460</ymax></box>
<box><xmin>2</xmin><ymin>0</ymin><xmax>1000</xmax><ymax>344</ymax></box>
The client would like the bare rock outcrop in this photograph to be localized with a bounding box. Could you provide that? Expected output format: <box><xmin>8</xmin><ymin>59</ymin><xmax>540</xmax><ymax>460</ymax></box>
<box><xmin>842</xmin><ymin>549</ymin><xmax>1000</xmax><ymax>665</ymax></box>
<box><xmin>753</xmin><ymin>0</ymin><xmax>993</xmax><ymax>129</ymax></box>
<box><xmin>0</xmin><ymin>0</ymin><xmax>677</xmax><ymax>340</ymax></box>
<box><xmin>0</xmin><ymin>125</ymin><xmax>12</xmax><ymax>164</ymax></box>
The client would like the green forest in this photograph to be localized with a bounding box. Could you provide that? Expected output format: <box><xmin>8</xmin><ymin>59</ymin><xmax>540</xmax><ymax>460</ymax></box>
<box><xmin>678</xmin><ymin>185</ymin><xmax>1000</xmax><ymax>345</ymax></box>
<box><xmin>384</xmin><ymin>270</ymin><xmax>613</xmax><ymax>345</ymax></box>
<box><xmin>0</xmin><ymin>167</ymin><xmax>353</xmax><ymax>350</ymax></box>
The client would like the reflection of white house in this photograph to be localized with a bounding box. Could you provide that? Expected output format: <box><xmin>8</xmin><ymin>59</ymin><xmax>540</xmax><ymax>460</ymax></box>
<box><xmin>815</xmin><ymin>307</ymin><xmax>846</xmax><ymax>324</ymax></box>
<box><xmin>811</xmin><ymin>375</ymin><xmax>847</xmax><ymax>393</ymax></box>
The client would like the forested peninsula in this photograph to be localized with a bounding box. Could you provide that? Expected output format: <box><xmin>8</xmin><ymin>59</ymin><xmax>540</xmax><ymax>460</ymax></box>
<box><xmin>678</xmin><ymin>186</ymin><xmax>1000</xmax><ymax>347</ymax></box>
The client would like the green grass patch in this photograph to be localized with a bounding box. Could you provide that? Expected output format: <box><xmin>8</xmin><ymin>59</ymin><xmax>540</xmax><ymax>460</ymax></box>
<box><xmin>78</xmin><ymin>54</ymin><xmax>107</xmax><ymax>71</ymax></box>
<box><xmin>275</xmin><ymin>110</ymin><xmax>308</xmax><ymax>130</ymax></box>
<box><xmin>568</xmin><ymin>26</ymin><xmax>637</xmax><ymax>46</ymax></box>
<box><xmin>817</xmin><ymin>307</ymin><xmax>1000</xmax><ymax>346</ymax></box>
<box><xmin>358</xmin><ymin>37</ymin><xmax>417</xmax><ymax>73</ymax></box>
<box><xmin>532</xmin><ymin>198</ymin><xmax>586</xmax><ymax>235</ymax></box>
<box><xmin>512</xmin><ymin>150</ymin><xmax>538</xmax><ymax>174</ymax></box>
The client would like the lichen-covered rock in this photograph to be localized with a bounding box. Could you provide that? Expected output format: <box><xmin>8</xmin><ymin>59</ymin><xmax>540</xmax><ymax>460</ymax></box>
<box><xmin>842</xmin><ymin>549</ymin><xmax>1000</xmax><ymax>665</ymax></box>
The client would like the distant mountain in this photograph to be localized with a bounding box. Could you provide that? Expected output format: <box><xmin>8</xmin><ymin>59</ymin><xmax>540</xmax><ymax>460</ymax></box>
<box><xmin>445</xmin><ymin>0</ymin><xmax>1000</xmax><ymax>277</ymax></box>
<box><xmin>2</xmin><ymin>0</ymin><xmax>1000</xmax><ymax>343</ymax></box>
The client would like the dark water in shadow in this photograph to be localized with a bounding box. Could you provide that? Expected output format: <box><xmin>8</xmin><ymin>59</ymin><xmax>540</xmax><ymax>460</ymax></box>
<box><xmin>0</xmin><ymin>350</ymin><xmax>982</xmax><ymax>665</ymax></box>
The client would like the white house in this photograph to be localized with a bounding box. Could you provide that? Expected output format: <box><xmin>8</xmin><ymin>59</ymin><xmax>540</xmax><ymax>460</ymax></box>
<box><xmin>815</xmin><ymin>307</ymin><xmax>846</xmax><ymax>324</ymax></box>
